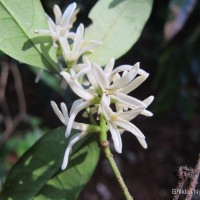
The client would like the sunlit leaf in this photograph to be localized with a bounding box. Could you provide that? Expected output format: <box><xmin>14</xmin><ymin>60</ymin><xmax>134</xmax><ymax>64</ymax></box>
<box><xmin>85</xmin><ymin>0</ymin><xmax>153</xmax><ymax>66</ymax></box>
<box><xmin>0</xmin><ymin>127</ymin><xmax>100</xmax><ymax>200</ymax></box>
<box><xmin>0</xmin><ymin>0</ymin><xmax>59</xmax><ymax>72</ymax></box>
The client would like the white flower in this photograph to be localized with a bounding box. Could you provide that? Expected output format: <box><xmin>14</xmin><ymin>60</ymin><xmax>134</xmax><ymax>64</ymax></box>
<box><xmin>66</xmin><ymin>99</ymin><xmax>92</xmax><ymax>138</ymax></box>
<box><xmin>51</xmin><ymin>101</ymin><xmax>88</xmax><ymax>135</ymax></box>
<box><xmin>60</xmin><ymin>71</ymin><xmax>99</xmax><ymax>136</ymax></box>
<box><xmin>34</xmin><ymin>3</ymin><xmax>78</xmax><ymax>47</ymax></box>
<box><xmin>60</xmin><ymin>59</ymin><xmax>154</xmax><ymax>138</ymax></box>
<box><xmin>101</xmin><ymin>100</ymin><xmax>148</xmax><ymax>153</ymax></box>
<box><xmin>62</xmin><ymin>131</ymin><xmax>87</xmax><ymax>170</ymax></box>
<box><xmin>92</xmin><ymin>60</ymin><xmax>150</xmax><ymax>111</ymax></box>
<box><xmin>51</xmin><ymin>101</ymin><xmax>89</xmax><ymax>170</ymax></box>
<box><xmin>34</xmin><ymin>69</ymin><xmax>43</xmax><ymax>83</ymax></box>
<box><xmin>60</xmin><ymin>24</ymin><xmax>101</xmax><ymax>62</ymax></box>
<box><xmin>70</xmin><ymin>56</ymin><xmax>98</xmax><ymax>88</ymax></box>
<box><xmin>60</xmin><ymin>71</ymin><xmax>97</xmax><ymax>101</ymax></box>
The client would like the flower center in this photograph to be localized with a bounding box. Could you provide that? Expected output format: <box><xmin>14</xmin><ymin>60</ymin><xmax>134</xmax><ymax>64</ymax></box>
<box><xmin>111</xmin><ymin>115</ymin><xmax>117</xmax><ymax>121</ymax></box>
<box><xmin>105</xmin><ymin>89</ymin><xmax>112</xmax><ymax>96</ymax></box>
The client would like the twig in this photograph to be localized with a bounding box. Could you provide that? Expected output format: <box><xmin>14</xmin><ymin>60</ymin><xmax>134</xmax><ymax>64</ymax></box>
<box><xmin>0</xmin><ymin>60</ymin><xmax>27</xmax><ymax>147</ymax></box>
<box><xmin>99</xmin><ymin>114</ymin><xmax>133</xmax><ymax>200</ymax></box>
<box><xmin>185</xmin><ymin>154</ymin><xmax>200</xmax><ymax>200</ymax></box>
<box><xmin>10</xmin><ymin>62</ymin><xmax>27</xmax><ymax>117</ymax></box>
<box><xmin>0</xmin><ymin>62</ymin><xmax>13</xmax><ymax>134</ymax></box>
<box><xmin>172</xmin><ymin>166</ymin><xmax>194</xmax><ymax>200</ymax></box>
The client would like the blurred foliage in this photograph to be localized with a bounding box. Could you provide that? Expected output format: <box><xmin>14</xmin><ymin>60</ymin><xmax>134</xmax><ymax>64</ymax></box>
<box><xmin>152</xmin><ymin>0</ymin><xmax>200</xmax><ymax>121</ymax></box>
<box><xmin>164</xmin><ymin>0</ymin><xmax>197</xmax><ymax>41</ymax></box>
<box><xmin>0</xmin><ymin>116</ymin><xmax>45</xmax><ymax>191</ymax></box>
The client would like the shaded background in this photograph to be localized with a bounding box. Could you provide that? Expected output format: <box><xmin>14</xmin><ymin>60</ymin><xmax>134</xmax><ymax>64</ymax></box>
<box><xmin>0</xmin><ymin>0</ymin><xmax>200</xmax><ymax>199</ymax></box>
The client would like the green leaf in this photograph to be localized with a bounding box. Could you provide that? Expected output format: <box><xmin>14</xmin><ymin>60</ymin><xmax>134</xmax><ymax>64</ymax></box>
<box><xmin>0</xmin><ymin>50</ymin><xmax>4</xmax><ymax>56</ymax></box>
<box><xmin>0</xmin><ymin>127</ymin><xmax>100</xmax><ymax>200</ymax></box>
<box><xmin>0</xmin><ymin>0</ymin><xmax>59</xmax><ymax>72</ymax></box>
<box><xmin>85</xmin><ymin>0</ymin><xmax>153</xmax><ymax>66</ymax></box>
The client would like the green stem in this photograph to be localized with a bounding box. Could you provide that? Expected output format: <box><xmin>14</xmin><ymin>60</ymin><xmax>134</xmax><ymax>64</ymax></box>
<box><xmin>99</xmin><ymin>114</ymin><xmax>133</xmax><ymax>200</ymax></box>
<box><xmin>86</xmin><ymin>107</ymin><xmax>97</xmax><ymax>125</ymax></box>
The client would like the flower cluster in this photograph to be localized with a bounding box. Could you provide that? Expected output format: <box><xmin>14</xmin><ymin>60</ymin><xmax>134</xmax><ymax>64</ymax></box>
<box><xmin>34</xmin><ymin>2</ymin><xmax>100</xmax><ymax>62</ymax></box>
<box><xmin>35</xmin><ymin>3</ymin><xmax>154</xmax><ymax>170</ymax></box>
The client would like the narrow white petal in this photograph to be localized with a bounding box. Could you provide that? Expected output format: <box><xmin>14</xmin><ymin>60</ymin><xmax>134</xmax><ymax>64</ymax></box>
<box><xmin>66</xmin><ymin>101</ymin><xmax>91</xmax><ymax>137</ymax></box>
<box><xmin>138</xmin><ymin>68</ymin><xmax>148</xmax><ymax>76</ymax></box>
<box><xmin>72</xmin><ymin>24</ymin><xmax>84</xmax><ymax>52</ymax></box>
<box><xmin>133</xmin><ymin>62</ymin><xmax>140</xmax><ymax>70</ymax></box>
<box><xmin>112</xmin><ymin>73</ymin><xmax>121</xmax><ymax>83</ymax></box>
<box><xmin>61</xmin><ymin>131</ymin><xmax>87</xmax><ymax>170</ymax></box>
<box><xmin>62</xmin><ymin>2</ymin><xmax>77</xmax><ymax>27</ymax></box>
<box><xmin>61</xmin><ymin>102</ymin><xmax>88</xmax><ymax>130</ymax></box>
<box><xmin>35</xmin><ymin>69</ymin><xmax>43</xmax><ymax>83</ymax></box>
<box><xmin>87</xmin><ymin>71</ymin><xmax>99</xmax><ymax>89</ymax></box>
<box><xmin>103</xmin><ymin>94</ymin><xmax>111</xmax><ymax>107</ymax></box>
<box><xmin>46</xmin><ymin>14</ymin><xmax>56</xmax><ymax>33</ymax></box>
<box><xmin>93</xmin><ymin>63</ymin><xmax>109</xmax><ymax>90</ymax></box>
<box><xmin>110</xmin><ymin>67</ymin><xmax>138</xmax><ymax>91</ymax></box>
<box><xmin>137</xmin><ymin>137</ymin><xmax>147</xmax><ymax>149</ymax></box>
<box><xmin>100</xmin><ymin>98</ymin><xmax>112</xmax><ymax>120</ymax></box>
<box><xmin>115</xmin><ymin>103</ymin><xmax>124</xmax><ymax>113</ymax></box>
<box><xmin>60</xmin><ymin>71</ymin><xmax>93</xmax><ymax>100</ymax></box>
<box><xmin>51</xmin><ymin>101</ymin><xmax>66</xmax><ymax>125</ymax></box>
<box><xmin>104</xmin><ymin>57</ymin><xmax>115</xmax><ymax>75</ymax></box>
<box><xmin>74</xmin><ymin>122</ymin><xmax>88</xmax><ymax>131</ymax></box>
<box><xmin>82</xmin><ymin>56</ymin><xmax>90</xmax><ymax>64</ymax></box>
<box><xmin>79</xmin><ymin>40</ymin><xmax>101</xmax><ymax>55</ymax></box>
<box><xmin>59</xmin><ymin>36</ymin><xmax>70</xmax><ymax>56</ymax></box>
<box><xmin>141</xmin><ymin>96</ymin><xmax>154</xmax><ymax>117</ymax></box>
<box><xmin>69</xmin><ymin>8</ymin><xmax>79</xmax><ymax>27</ymax></box>
<box><xmin>87</xmin><ymin>88</ymin><xmax>98</xmax><ymax>95</ymax></box>
<box><xmin>109</xmin><ymin>122</ymin><xmax>122</xmax><ymax>153</ymax></box>
<box><xmin>53</xmin><ymin>5</ymin><xmax>62</xmax><ymax>25</ymax></box>
<box><xmin>111</xmin><ymin>64</ymin><xmax>134</xmax><ymax>76</ymax></box>
<box><xmin>116</xmin><ymin>106</ymin><xmax>144</xmax><ymax>121</ymax></box>
<box><xmin>141</xmin><ymin>110</ymin><xmax>153</xmax><ymax>117</ymax></box>
<box><xmin>119</xmin><ymin>75</ymin><xmax>149</xmax><ymax>94</ymax></box>
<box><xmin>79</xmin><ymin>56</ymin><xmax>98</xmax><ymax>89</ymax></box>
<box><xmin>115</xmin><ymin>118</ymin><xmax>145</xmax><ymax>139</ymax></box>
<box><xmin>67</xmin><ymin>32</ymin><xmax>76</xmax><ymax>40</ymax></box>
<box><xmin>81</xmin><ymin>40</ymin><xmax>101</xmax><ymax>48</ymax></box>
<box><xmin>143</xmin><ymin>96</ymin><xmax>154</xmax><ymax>106</ymax></box>
<box><xmin>98</xmin><ymin>95</ymin><xmax>110</xmax><ymax>116</ymax></box>
<box><xmin>70</xmin><ymin>99</ymin><xmax>84</xmax><ymax>115</ymax></box>
<box><xmin>73</xmin><ymin>63</ymin><xmax>87</xmax><ymax>72</ymax></box>
<box><xmin>71</xmin><ymin>66</ymin><xmax>90</xmax><ymax>80</ymax></box>
<box><xmin>111</xmin><ymin>93</ymin><xmax>146</xmax><ymax>109</ymax></box>
<box><xmin>60</xmin><ymin>102</ymin><xmax>69</xmax><ymax>123</ymax></box>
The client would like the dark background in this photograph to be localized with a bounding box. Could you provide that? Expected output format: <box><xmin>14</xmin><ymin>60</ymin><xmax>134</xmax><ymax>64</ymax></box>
<box><xmin>0</xmin><ymin>0</ymin><xmax>200</xmax><ymax>199</ymax></box>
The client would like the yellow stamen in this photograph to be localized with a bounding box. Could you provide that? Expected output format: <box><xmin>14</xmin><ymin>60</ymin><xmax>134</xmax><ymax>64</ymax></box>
<box><xmin>105</xmin><ymin>89</ymin><xmax>111</xmax><ymax>95</ymax></box>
